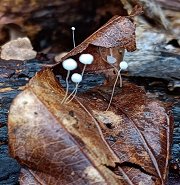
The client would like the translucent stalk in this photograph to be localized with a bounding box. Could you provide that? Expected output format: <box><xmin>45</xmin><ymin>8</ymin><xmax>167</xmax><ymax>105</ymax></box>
<box><xmin>106</xmin><ymin>70</ymin><xmax>121</xmax><ymax>111</ymax></box>
<box><xmin>61</xmin><ymin>70</ymin><xmax>70</xmax><ymax>104</ymax></box>
<box><xmin>65</xmin><ymin>64</ymin><xmax>87</xmax><ymax>103</ymax></box>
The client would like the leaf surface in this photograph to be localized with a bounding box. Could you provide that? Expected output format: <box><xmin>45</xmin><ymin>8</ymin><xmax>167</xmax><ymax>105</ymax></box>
<box><xmin>8</xmin><ymin>69</ymin><xmax>173</xmax><ymax>185</ymax></box>
<box><xmin>78</xmin><ymin>81</ymin><xmax>174</xmax><ymax>184</ymax></box>
<box><xmin>9</xmin><ymin>69</ymin><xmax>120</xmax><ymax>185</ymax></box>
<box><xmin>54</xmin><ymin>12</ymin><xmax>137</xmax><ymax>77</ymax></box>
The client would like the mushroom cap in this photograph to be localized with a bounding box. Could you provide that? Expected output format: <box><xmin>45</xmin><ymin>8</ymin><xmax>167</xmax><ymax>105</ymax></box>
<box><xmin>62</xmin><ymin>58</ymin><xmax>77</xmax><ymax>71</ymax></box>
<box><xmin>119</xmin><ymin>61</ymin><xmax>128</xmax><ymax>70</ymax></box>
<box><xmin>79</xmin><ymin>54</ymin><xmax>94</xmax><ymax>65</ymax></box>
<box><xmin>71</xmin><ymin>73</ymin><xmax>82</xmax><ymax>83</ymax></box>
<box><xmin>107</xmin><ymin>55</ymin><xmax>117</xmax><ymax>64</ymax></box>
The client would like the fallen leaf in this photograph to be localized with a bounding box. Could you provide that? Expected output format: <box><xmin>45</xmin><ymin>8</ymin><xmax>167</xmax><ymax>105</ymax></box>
<box><xmin>8</xmin><ymin>69</ymin><xmax>173</xmax><ymax>185</ymax></box>
<box><xmin>8</xmin><ymin>69</ymin><xmax>121</xmax><ymax>185</ymax></box>
<box><xmin>78</xmin><ymin>81</ymin><xmax>174</xmax><ymax>184</ymax></box>
<box><xmin>7</xmin><ymin>5</ymin><xmax>173</xmax><ymax>184</ymax></box>
<box><xmin>62</xmin><ymin>15</ymin><xmax>136</xmax><ymax>54</ymax></box>
<box><xmin>0</xmin><ymin>0</ymin><xmax>127</xmax><ymax>51</ymax></box>
<box><xmin>54</xmin><ymin>6</ymin><xmax>143</xmax><ymax>82</ymax></box>
<box><xmin>55</xmin><ymin>9</ymin><xmax>138</xmax><ymax>77</ymax></box>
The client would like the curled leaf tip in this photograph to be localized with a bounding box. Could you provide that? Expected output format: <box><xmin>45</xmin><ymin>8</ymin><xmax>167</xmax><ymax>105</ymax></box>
<box><xmin>129</xmin><ymin>4</ymin><xmax>144</xmax><ymax>17</ymax></box>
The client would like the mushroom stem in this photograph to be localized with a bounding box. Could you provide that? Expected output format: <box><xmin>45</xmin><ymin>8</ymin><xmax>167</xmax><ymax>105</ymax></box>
<box><xmin>106</xmin><ymin>69</ymin><xmax>121</xmax><ymax>111</ymax></box>
<box><xmin>65</xmin><ymin>64</ymin><xmax>86</xmax><ymax>103</ymax></box>
<box><xmin>65</xmin><ymin>83</ymin><xmax>79</xmax><ymax>104</ymax></box>
<box><xmin>81</xmin><ymin>64</ymin><xmax>87</xmax><ymax>76</ymax></box>
<box><xmin>71</xmin><ymin>27</ymin><xmax>76</xmax><ymax>48</ymax></box>
<box><xmin>99</xmin><ymin>47</ymin><xmax>124</xmax><ymax>87</ymax></box>
<box><xmin>61</xmin><ymin>70</ymin><xmax>70</xmax><ymax>104</ymax></box>
<box><xmin>110</xmin><ymin>48</ymin><xmax>113</xmax><ymax>56</ymax></box>
<box><xmin>119</xmin><ymin>71</ymin><xmax>122</xmax><ymax>87</ymax></box>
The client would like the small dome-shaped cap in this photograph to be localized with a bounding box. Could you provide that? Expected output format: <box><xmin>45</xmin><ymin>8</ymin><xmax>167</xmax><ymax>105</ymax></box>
<box><xmin>71</xmin><ymin>73</ymin><xmax>82</xmax><ymax>83</ymax></box>
<box><xmin>119</xmin><ymin>61</ymin><xmax>128</xmax><ymax>70</ymax></box>
<box><xmin>107</xmin><ymin>55</ymin><xmax>117</xmax><ymax>64</ymax></box>
<box><xmin>62</xmin><ymin>58</ymin><xmax>77</xmax><ymax>71</ymax></box>
<box><xmin>79</xmin><ymin>54</ymin><xmax>94</xmax><ymax>65</ymax></box>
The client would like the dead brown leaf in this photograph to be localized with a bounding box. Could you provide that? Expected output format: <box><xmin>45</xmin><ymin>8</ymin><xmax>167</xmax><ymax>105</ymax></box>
<box><xmin>8</xmin><ymin>69</ymin><xmax>173</xmax><ymax>185</ymax></box>
<box><xmin>78</xmin><ymin>81</ymin><xmax>174</xmax><ymax>184</ymax></box>
<box><xmin>7</xmin><ymin>6</ymin><xmax>173</xmax><ymax>184</ymax></box>
<box><xmin>8</xmin><ymin>69</ymin><xmax>120</xmax><ymax>185</ymax></box>
<box><xmin>53</xmin><ymin>9</ymin><xmax>138</xmax><ymax>82</ymax></box>
<box><xmin>57</xmin><ymin>5</ymin><xmax>142</xmax><ymax>78</ymax></box>
<box><xmin>0</xmin><ymin>0</ymin><xmax>127</xmax><ymax>50</ymax></box>
<box><xmin>58</xmin><ymin>14</ymin><xmax>136</xmax><ymax>74</ymax></box>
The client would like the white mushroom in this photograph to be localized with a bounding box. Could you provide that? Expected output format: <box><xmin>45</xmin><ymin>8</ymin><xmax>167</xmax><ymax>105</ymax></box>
<box><xmin>71</xmin><ymin>27</ymin><xmax>76</xmax><ymax>48</ymax></box>
<box><xmin>61</xmin><ymin>58</ymin><xmax>77</xmax><ymax>103</ymax></box>
<box><xmin>65</xmin><ymin>73</ymin><xmax>83</xmax><ymax>103</ymax></box>
<box><xmin>106</xmin><ymin>61</ymin><xmax>128</xmax><ymax>111</ymax></box>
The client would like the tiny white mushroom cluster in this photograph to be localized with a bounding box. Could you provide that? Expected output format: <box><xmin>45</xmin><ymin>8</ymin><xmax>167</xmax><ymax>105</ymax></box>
<box><xmin>61</xmin><ymin>53</ymin><xmax>94</xmax><ymax>104</ymax></box>
<box><xmin>62</xmin><ymin>27</ymin><xmax>128</xmax><ymax>109</ymax></box>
